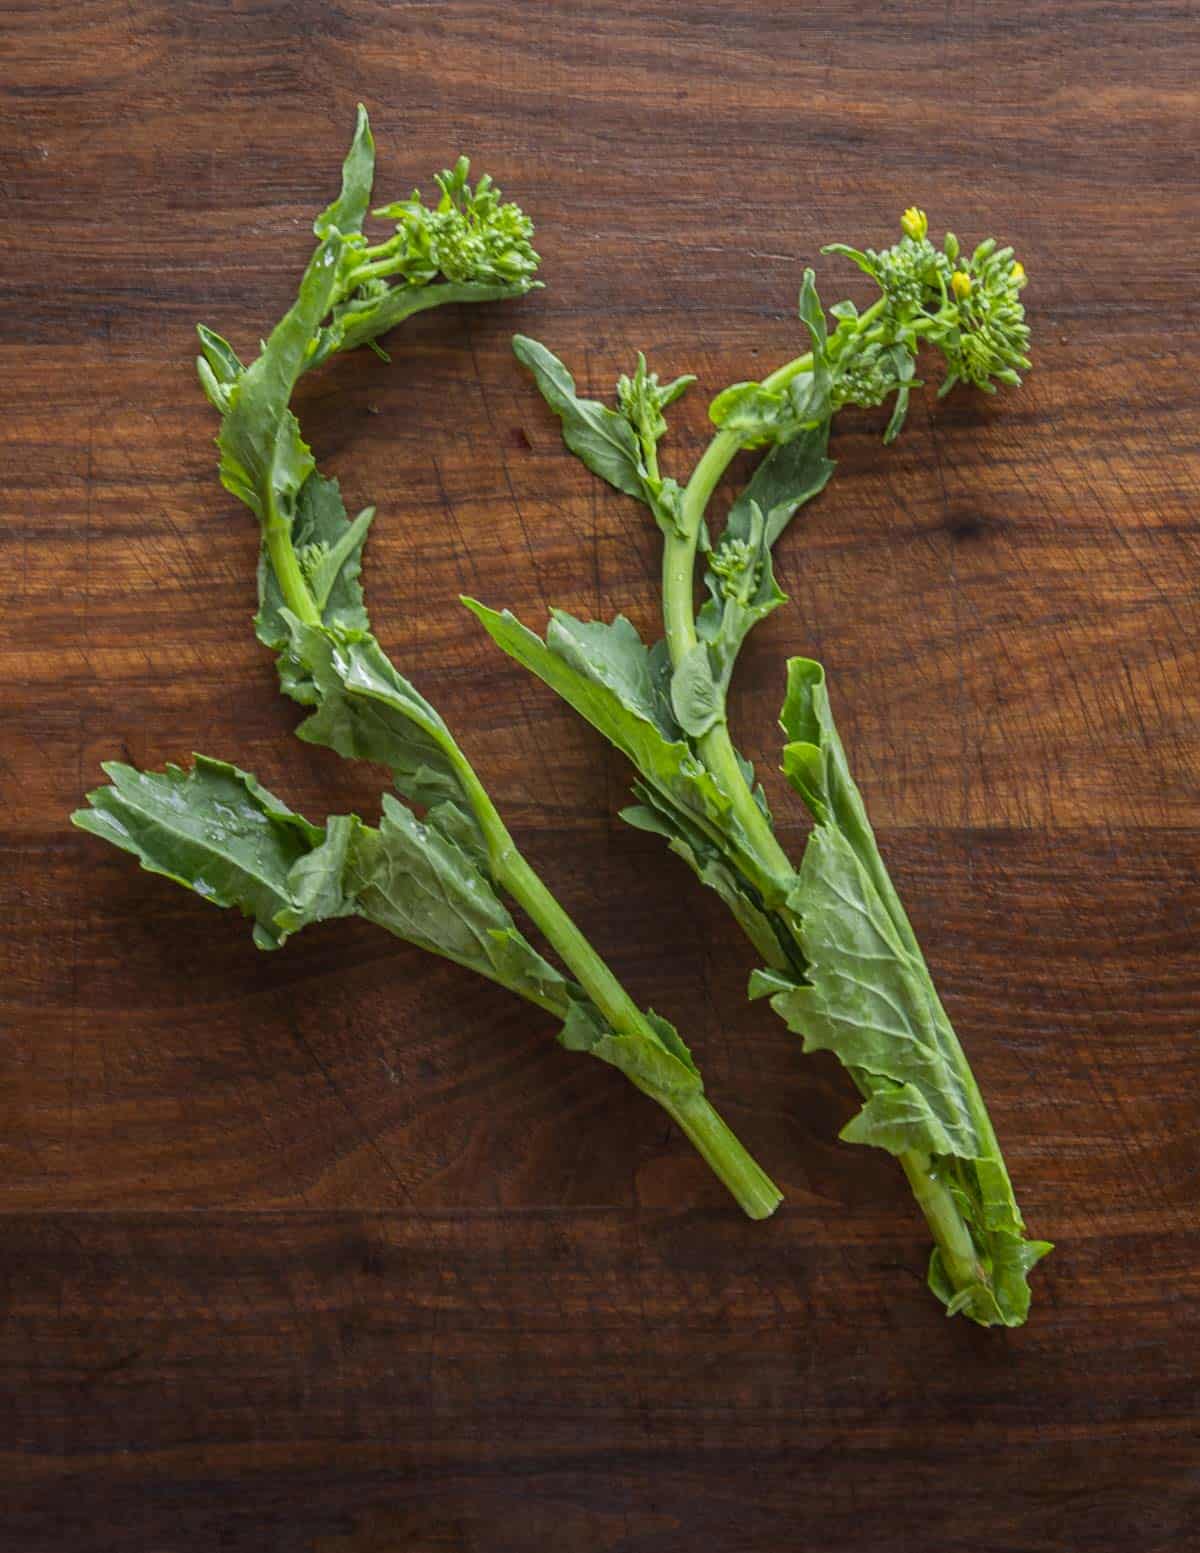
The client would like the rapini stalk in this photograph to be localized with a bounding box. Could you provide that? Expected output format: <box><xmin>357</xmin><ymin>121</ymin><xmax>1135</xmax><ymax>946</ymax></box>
<box><xmin>472</xmin><ymin>209</ymin><xmax>1050</xmax><ymax>1324</ymax></box>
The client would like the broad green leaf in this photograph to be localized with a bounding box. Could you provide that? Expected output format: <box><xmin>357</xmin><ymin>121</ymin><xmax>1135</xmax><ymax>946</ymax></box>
<box><xmin>287</xmin><ymin>620</ymin><xmax>474</xmax><ymax>816</ymax></box>
<box><xmin>839</xmin><ymin>1079</ymin><xmax>958</xmax><ymax>1156</ymax></box>
<box><xmin>773</xmin><ymin>655</ymin><xmax>1049</xmax><ymax>1323</ymax></box>
<box><xmin>466</xmin><ymin>598</ymin><xmax>792</xmax><ymax>909</ymax></box>
<box><xmin>74</xmin><ymin>755</ymin><xmax>579</xmax><ymax>1023</ymax></box>
<box><xmin>465</xmin><ymin>600</ymin><xmax>746</xmax><ymax>847</ymax></box>
<box><xmin>423</xmin><ymin>797</ymin><xmax>491</xmax><ymax>872</ymax></box>
<box><xmin>771</xmin><ymin>824</ymin><xmax>981</xmax><ymax>1157</ymax></box>
<box><xmin>546</xmin><ymin>611</ymin><xmax>677</xmax><ymax>741</ymax></box>
<box><xmin>76</xmin><ymin>756</ymin><xmax>724</xmax><ymax>1119</ymax></box>
<box><xmin>737</xmin><ymin>420</ymin><xmax>836</xmax><ymax>549</ymax></box>
<box><xmin>351</xmin><ymin>794</ymin><xmax>570</xmax><ymax>1011</ymax></box>
<box><xmin>72</xmin><ymin>756</ymin><xmax>331</xmax><ymax>951</ymax></box>
<box><xmin>275</xmin><ymin>814</ymin><xmax>360</xmax><ymax>936</ymax></box>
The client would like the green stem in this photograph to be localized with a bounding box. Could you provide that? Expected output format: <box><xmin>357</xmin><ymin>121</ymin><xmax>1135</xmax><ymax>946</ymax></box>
<box><xmin>478</xmin><ymin>799</ymin><xmax>650</xmax><ymax>1037</ymax></box>
<box><xmin>456</xmin><ymin>766</ymin><xmax>781</xmax><ymax>1220</ymax></box>
<box><xmin>900</xmin><ymin>1151</ymin><xmax>986</xmax><ymax>1294</ymax></box>
<box><xmin>265</xmin><ymin>492</ymin><xmax>322</xmax><ymax>628</ymax></box>
<box><xmin>662</xmin><ymin>1091</ymin><xmax>784</xmax><ymax>1220</ymax></box>
<box><xmin>664</xmin><ymin>357</ymin><xmax>813</xmax><ymax>885</ymax></box>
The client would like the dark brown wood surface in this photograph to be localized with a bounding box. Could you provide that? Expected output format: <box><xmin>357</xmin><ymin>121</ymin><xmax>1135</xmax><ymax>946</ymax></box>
<box><xmin>3</xmin><ymin>3</ymin><xmax>1198</xmax><ymax>1548</ymax></box>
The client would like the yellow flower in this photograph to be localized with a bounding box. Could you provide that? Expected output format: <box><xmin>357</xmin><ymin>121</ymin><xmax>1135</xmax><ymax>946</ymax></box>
<box><xmin>1010</xmin><ymin>260</ymin><xmax>1027</xmax><ymax>288</ymax></box>
<box><xmin>951</xmin><ymin>270</ymin><xmax>973</xmax><ymax>301</ymax></box>
<box><xmin>900</xmin><ymin>206</ymin><xmax>928</xmax><ymax>241</ymax></box>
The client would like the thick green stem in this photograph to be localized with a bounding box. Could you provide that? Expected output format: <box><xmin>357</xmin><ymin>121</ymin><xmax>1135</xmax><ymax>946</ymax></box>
<box><xmin>900</xmin><ymin>1152</ymin><xmax>986</xmax><ymax>1293</ymax></box>
<box><xmin>480</xmin><ymin>804</ymin><xmax>651</xmax><ymax>1037</ymax></box>
<box><xmin>442</xmin><ymin>734</ymin><xmax>783</xmax><ymax>1219</ymax></box>
<box><xmin>662</xmin><ymin>1091</ymin><xmax>784</xmax><ymax>1220</ymax></box>
<box><xmin>265</xmin><ymin>502</ymin><xmax>322</xmax><ymax>628</ymax></box>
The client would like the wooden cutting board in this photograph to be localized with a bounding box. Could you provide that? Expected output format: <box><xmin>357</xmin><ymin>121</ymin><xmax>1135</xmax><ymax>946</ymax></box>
<box><xmin>3</xmin><ymin>2</ymin><xmax>1197</xmax><ymax>1549</ymax></box>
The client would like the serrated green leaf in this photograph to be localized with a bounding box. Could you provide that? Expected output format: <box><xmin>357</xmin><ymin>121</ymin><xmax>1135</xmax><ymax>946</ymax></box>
<box><xmin>74</xmin><ymin>755</ymin><xmax>577</xmax><ymax>1019</ymax></box>
<box><xmin>559</xmin><ymin>999</ymin><xmax>703</xmax><ymax>1101</ymax></box>
<box><xmin>276</xmin><ymin>814</ymin><xmax>360</xmax><ymax>936</ymax></box>
<box><xmin>72</xmin><ymin>756</ymin><xmax>327</xmax><ymax>951</ymax></box>
<box><xmin>774</xmin><ymin>655</ymin><xmax>1047</xmax><ymax>1324</ymax></box>
<box><xmin>771</xmin><ymin>824</ymin><xmax>981</xmax><ymax>1157</ymax></box>
<box><xmin>546</xmin><ymin>611</ymin><xmax>677</xmax><ymax>741</ymax></box>
<box><xmin>463</xmin><ymin>599</ymin><xmax>764</xmax><ymax>864</ymax></box>
<box><xmin>838</xmin><ymin>1077</ymin><xmax>958</xmax><ymax>1156</ymax></box>
<box><xmin>351</xmin><ymin>794</ymin><xmax>570</xmax><ymax>1010</ymax></box>
<box><xmin>286</xmin><ymin>619</ymin><xmax>472</xmax><ymax>812</ymax></box>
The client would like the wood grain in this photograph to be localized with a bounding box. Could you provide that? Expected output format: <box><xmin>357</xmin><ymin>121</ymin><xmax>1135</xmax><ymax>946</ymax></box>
<box><xmin>2</xmin><ymin>1</ymin><xmax>1198</xmax><ymax>1548</ymax></box>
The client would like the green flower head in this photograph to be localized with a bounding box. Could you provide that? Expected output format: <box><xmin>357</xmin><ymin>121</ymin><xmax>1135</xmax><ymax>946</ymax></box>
<box><xmin>939</xmin><ymin>241</ymin><xmax>1031</xmax><ymax>395</ymax></box>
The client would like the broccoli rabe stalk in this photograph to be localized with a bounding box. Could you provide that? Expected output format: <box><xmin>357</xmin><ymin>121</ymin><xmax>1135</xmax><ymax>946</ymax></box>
<box><xmin>472</xmin><ymin>214</ymin><xmax>1049</xmax><ymax>1324</ymax></box>
<box><xmin>76</xmin><ymin>110</ymin><xmax>781</xmax><ymax>1222</ymax></box>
